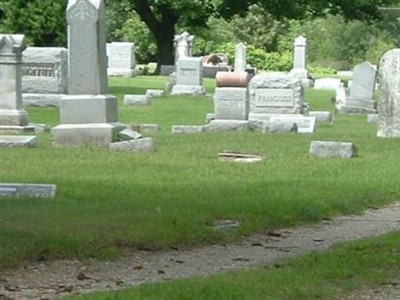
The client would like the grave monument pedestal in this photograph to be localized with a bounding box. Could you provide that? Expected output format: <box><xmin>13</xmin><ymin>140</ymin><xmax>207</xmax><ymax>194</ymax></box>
<box><xmin>0</xmin><ymin>34</ymin><xmax>34</xmax><ymax>134</ymax></box>
<box><xmin>52</xmin><ymin>0</ymin><xmax>125</xmax><ymax>147</ymax></box>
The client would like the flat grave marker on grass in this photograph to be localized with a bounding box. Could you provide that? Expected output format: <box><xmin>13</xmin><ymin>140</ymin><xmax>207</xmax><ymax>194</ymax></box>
<box><xmin>0</xmin><ymin>183</ymin><xmax>57</xmax><ymax>198</ymax></box>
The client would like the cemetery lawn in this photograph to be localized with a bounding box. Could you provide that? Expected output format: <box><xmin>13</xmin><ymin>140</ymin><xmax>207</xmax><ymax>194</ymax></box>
<box><xmin>65</xmin><ymin>231</ymin><xmax>400</xmax><ymax>300</ymax></box>
<box><xmin>1</xmin><ymin>76</ymin><xmax>400</xmax><ymax>270</ymax></box>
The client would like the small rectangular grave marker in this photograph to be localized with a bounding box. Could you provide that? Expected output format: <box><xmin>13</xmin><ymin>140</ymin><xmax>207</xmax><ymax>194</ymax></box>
<box><xmin>0</xmin><ymin>183</ymin><xmax>56</xmax><ymax>198</ymax></box>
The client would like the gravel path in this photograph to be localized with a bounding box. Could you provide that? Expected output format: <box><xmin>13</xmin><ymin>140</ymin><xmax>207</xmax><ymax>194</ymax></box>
<box><xmin>1</xmin><ymin>202</ymin><xmax>399</xmax><ymax>300</ymax></box>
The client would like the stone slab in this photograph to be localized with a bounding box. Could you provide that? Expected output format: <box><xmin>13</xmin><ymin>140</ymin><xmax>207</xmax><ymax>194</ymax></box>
<box><xmin>171</xmin><ymin>125</ymin><xmax>205</xmax><ymax>134</ymax></box>
<box><xmin>124</xmin><ymin>94</ymin><xmax>150</xmax><ymax>106</ymax></box>
<box><xmin>0</xmin><ymin>183</ymin><xmax>56</xmax><ymax>198</ymax></box>
<box><xmin>314</xmin><ymin>78</ymin><xmax>342</xmax><ymax>90</ymax></box>
<box><xmin>145</xmin><ymin>89</ymin><xmax>164</xmax><ymax>98</ymax></box>
<box><xmin>268</xmin><ymin>116</ymin><xmax>316</xmax><ymax>133</ymax></box>
<box><xmin>261</xmin><ymin>120</ymin><xmax>298</xmax><ymax>133</ymax></box>
<box><xmin>204</xmin><ymin>120</ymin><xmax>249</xmax><ymax>132</ymax></box>
<box><xmin>308</xmin><ymin>111</ymin><xmax>333</xmax><ymax>123</ymax></box>
<box><xmin>309</xmin><ymin>141</ymin><xmax>357</xmax><ymax>158</ymax></box>
<box><xmin>171</xmin><ymin>85</ymin><xmax>205</xmax><ymax>96</ymax></box>
<box><xmin>367</xmin><ymin>114</ymin><xmax>379</xmax><ymax>124</ymax></box>
<box><xmin>0</xmin><ymin>135</ymin><xmax>37</xmax><ymax>147</ymax></box>
<box><xmin>52</xmin><ymin>123</ymin><xmax>125</xmax><ymax>147</ymax></box>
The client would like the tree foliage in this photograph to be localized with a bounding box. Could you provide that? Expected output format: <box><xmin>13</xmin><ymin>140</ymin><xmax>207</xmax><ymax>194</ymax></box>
<box><xmin>0</xmin><ymin>0</ymin><xmax>66</xmax><ymax>46</ymax></box>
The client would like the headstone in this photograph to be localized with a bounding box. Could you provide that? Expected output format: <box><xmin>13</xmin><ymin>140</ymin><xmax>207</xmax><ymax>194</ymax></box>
<box><xmin>336</xmin><ymin>62</ymin><xmax>377</xmax><ymax>114</ymax></box>
<box><xmin>267</xmin><ymin>116</ymin><xmax>316</xmax><ymax>133</ymax></box>
<box><xmin>214</xmin><ymin>87</ymin><xmax>248</xmax><ymax>120</ymax></box>
<box><xmin>52</xmin><ymin>0</ymin><xmax>125</xmax><ymax>147</ymax></box>
<box><xmin>0</xmin><ymin>183</ymin><xmax>56</xmax><ymax>198</ymax></box>
<box><xmin>314</xmin><ymin>78</ymin><xmax>342</xmax><ymax>90</ymax></box>
<box><xmin>309</xmin><ymin>141</ymin><xmax>357</xmax><ymax>158</ymax></box>
<box><xmin>377</xmin><ymin>49</ymin><xmax>400</xmax><ymax>137</ymax></box>
<box><xmin>22</xmin><ymin>47</ymin><xmax>68</xmax><ymax>107</ymax></box>
<box><xmin>171</xmin><ymin>57</ymin><xmax>205</xmax><ymax>95</ymax></box>
<box><xmin>290</xmin><ymin>35</ymin><xmax>308</xmax><ymax>79</ymax></box>
<box><xmin>0</xmin><ymin>34</ymin><xmax>31</xmax><ymax>132</ymax></box>
<box><xmin>367</xmin><ymin>114</ymin><xmax>379</xmax><ymax>124</ymax></box>
<box><xmin>0</xmin><ymin>135</ymin><xmax>37</xmax><ymax>147</ymax></box>
<box><xmin>118</xmin><ymin>128</ymin><xmax>142</xmax><ymax>140</ymax></box>
<box><xmin>234</xmin><ymin>43</ymin><xmax>246</xmax><ymax>72</ymax></box>
<box><xmin>106</xmin><ymin>42</ymin><xmax>137</xmax><ymax>77</ymax></box>
<box><xmin>248</xmin><ymin>72</ymin><xmax>304</xmax><ymax>121</ymax></box>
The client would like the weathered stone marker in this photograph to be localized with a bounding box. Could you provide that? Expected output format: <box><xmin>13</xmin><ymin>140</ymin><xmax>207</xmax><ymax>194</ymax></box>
<box><xmin>52</xmin><ymin>0</ymin><xmax>124</xmax><ymax>146</ymax></box>
<box><xmin>377</xmin><ymin>48</ymin><xmax>400</xmax><ymax>138</ymax></box>
<box><xmin>0</xmin><ymin>183</ymin><xmax>56</xmax><ymax>198</ymax></box>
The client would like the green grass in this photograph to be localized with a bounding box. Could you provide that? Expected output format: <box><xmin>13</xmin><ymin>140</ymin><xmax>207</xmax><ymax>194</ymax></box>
<box><xmin>65</xmin><ymin>231</ymin><xmax>400</xmax><ymax>300</ymax></box>
<box><xmin>0</xmin><ymin>76</ymin><xmax>399</xmax><ymax>269</ymax></box>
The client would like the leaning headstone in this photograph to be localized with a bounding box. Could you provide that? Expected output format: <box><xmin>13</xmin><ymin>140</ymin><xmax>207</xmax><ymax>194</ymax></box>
<box><xmin>309</xmin><ymin>141</ymin><xmax>357</xmax><ymax>158</ymax></box>
<box><xmin>109</xmin><ymin>137</ymin><xmax>155</xmax><ymax>152</ymax></box>
<box><xmin>171</xmin><ymin>57</ymin><xmax>205</xmax><ymax>95</ymax></box>
<box><xmin>0</xmin><ymin>183</ymin><xmax>56</xmax><ymax>198</ymax></box>
<box><xmin>106</xmin><ymin>42</ymin><xmax>136</xmax><ymax>77</ymax></box>
<box><xmin>52</xmin><ymin>0</ymin><xmax>125</xmax><ymax>147</ymax></box>
<box><xmin>377</xmin><ymin>49</ymin><xmax>400</xmax><ymax>137</ymax></box>
<box><xmin>0</xmin><ymin>34</ymin><xmax>33</xmax><ymax>133</ymax></box>
<box><xmin>22</xmin><ymin>47</ymin><xmax>68</xmax><ymax>107</ymax></box>
<box><xmin>234</xmin><ymin>43</ymin><xmax>246</xmax><ymax>72</ymax></box>
<box><xmin>0</xmin><ymin>135</ymin><xmax>37</xmax><ymax>148</ymax></box>
<box><xmin>248</xmin><ymin>72</ymin><xmax>304</xmax><ymax>122</ymax></box>
<box><xmin>336</xmin><ymin>62</ymin><xmax>377</xmax><ymax>114</ymax></box>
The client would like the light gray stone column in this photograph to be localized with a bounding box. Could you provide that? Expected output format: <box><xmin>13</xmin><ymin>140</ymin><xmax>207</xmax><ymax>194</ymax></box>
<box><xmin>52</xmin><ymin>0</ymin><xmax>124</xmax><ymax>147</ymax></box>
<box><xmin>377</xmin><ymin>48</ymin><xmax>400</xmax><ymax>138</ymax></box>
<box><xmin>234</xmin><ymin>43</ymin><xmax>246</xmax><ymax>72</ymax></box>
<box><xmin>0</xmin><ymin>34</ymin><xmax>31</xmax><ymax>130</ymax></box>
<box><xmin>290</xmin><ymin>35</ymin><xmax>308</xmax><ymax>79</ymax></box>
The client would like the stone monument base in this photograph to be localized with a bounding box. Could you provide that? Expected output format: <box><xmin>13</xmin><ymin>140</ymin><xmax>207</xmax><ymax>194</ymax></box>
<box><xmin>171</xmin><ymin>84</ymin><xmax>205</xmax><ymax>96</ymax></box>
<box><xmin>59</xmin><ymin>94</ymin><xmax>118</xmax><ymax>124</ymax></box>
<box><xmin>0</xmin><ymin>109</ymin><xmax>29</xmax><ymax>127</ymax></box>
<box><xmin>0</xmin><ymin>125</ymin><xmax>35</xmax><ymax>134</ymax></box>
<box><xmin>23</xmin><ymin>93</ymin><xmax>64</xmax><ymax>107</ymax></box>
<box><xmin>52</xmin><ymin>122</ymin><xmax>125</xmax><ymax>147</ymax></box>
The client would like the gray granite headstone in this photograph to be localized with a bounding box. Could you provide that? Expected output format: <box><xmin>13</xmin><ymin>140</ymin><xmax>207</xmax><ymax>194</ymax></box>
<box><xmin>0</xmin><ymin>34</ymin><xmax>29</xmax><ymax>128</ymax></box>
<box><xmin>248</xmin><ymin>72</ymin><xmax>304</xmax><ymax>121</ymax></box>
<box><xmin>309</xmin><ymin>141</ymin><xmax>357</xmax><ymax>158</ymax></box>
<box><xmin>52</xmin><ymin>0</ymin><xmax>124</xmax><ymax>147</ymax></box>
<box><xmin>349</xmin><ymin>62</ymin><xmax>377</xmax><ymax>101</ymax></box>
<box><xmin>0</xmin><ymin>183</ymin><xmax>56</xmax><ymax>198</ymax></box>
<box><xmin>106</xmin><ymin>42</ymin><xmax>136</xmax><ymax>77</ymax></box>
<box><xmin>214</xmin><ymin>87</ymin><xmax>248</xmax><ymax>120</ymax></box>
<box><xmin>290</xmin><ymin>35</ymin><xmax>308</xmax><ymax>79</ymax></box>
<box><xmin>377</xmin><ymin>49</ymin><xmax>400</xmax><ymax>137</ymax></box>
<box><xmin>234</xmin><ymin>43</ymin><xmax>246</xmax><ymax>72</ymax></box>
<box><xmin>171</xmin><ymin>57</ymin><xmax>205</xmax><ymax>95</ymax></box>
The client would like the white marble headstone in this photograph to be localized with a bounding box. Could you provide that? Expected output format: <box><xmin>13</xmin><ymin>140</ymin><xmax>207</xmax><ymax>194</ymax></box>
<box><xmin>377</xmin><ymin>48</ymin><xmax>400</xmax><ymax>138</ymax></box>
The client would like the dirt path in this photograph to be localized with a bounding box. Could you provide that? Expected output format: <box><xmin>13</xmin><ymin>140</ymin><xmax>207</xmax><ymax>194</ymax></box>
<box><xmin>1</xmin><ymin>202</ymin><xmax>399</xmax><ymax>300</ymax></box>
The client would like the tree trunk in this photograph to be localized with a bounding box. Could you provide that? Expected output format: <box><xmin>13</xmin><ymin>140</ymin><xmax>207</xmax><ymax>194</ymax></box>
<box><xmin>152</xmin><ymin>22</ymin><xmax>175</xmax><ymax>74</ymax></box>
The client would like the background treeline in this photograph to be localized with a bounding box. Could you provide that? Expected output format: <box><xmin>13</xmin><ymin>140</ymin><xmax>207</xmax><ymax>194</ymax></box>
<box><xmin>1</xmin><ymin>1</ymin><xmax>399</xmax><ymax>73</ymax></box>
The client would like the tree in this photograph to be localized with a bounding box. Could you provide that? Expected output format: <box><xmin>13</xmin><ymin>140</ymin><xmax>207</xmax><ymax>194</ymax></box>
<box><xmin>0</xmin><ymin>0</ymin><xmax>66</xmax><ymax>46</ymax></box>
<box><xmin>128</xmin><ymin>0</ymin><xmax>397</xmax><ymax>73</ymax></box>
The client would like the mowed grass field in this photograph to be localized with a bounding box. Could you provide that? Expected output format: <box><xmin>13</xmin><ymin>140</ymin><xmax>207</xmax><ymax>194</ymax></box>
<box><xmin>0</xmin><ymin>76</ymin><xmax>399</xmax><ymax>272</ymax></box>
